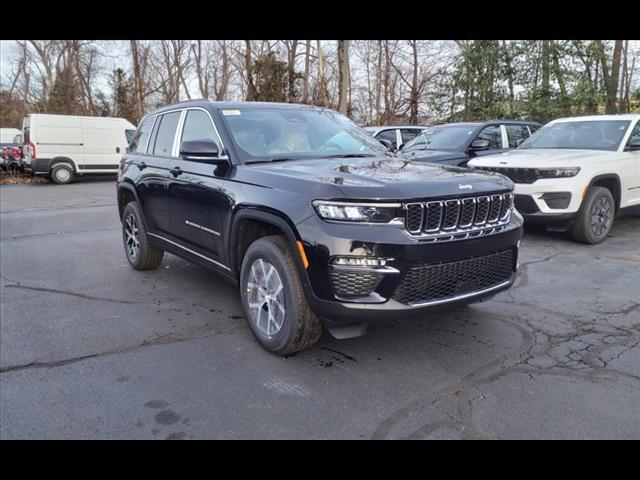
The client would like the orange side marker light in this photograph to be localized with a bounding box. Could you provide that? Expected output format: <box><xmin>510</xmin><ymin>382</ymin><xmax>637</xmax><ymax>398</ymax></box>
<box><xmin>297</xmin><ymin>241</ymin><xmax>309</xmax><ymax>269</ymax></box>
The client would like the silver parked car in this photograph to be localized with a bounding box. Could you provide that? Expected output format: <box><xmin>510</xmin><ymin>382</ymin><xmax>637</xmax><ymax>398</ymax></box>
<box><xmin>363</xmin><ymin>125</ymin><xmax>430</xmax><ymax>150</ymax></box>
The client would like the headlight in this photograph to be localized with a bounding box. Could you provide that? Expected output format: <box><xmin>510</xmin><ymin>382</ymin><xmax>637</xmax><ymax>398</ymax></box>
<box><xmin>536</xmin><ymin>167</ymin><xmax>580</xmax><ymax>178</ymax></box>
<box><xmin>312</xmin><ymin>200</ymin><xmax>402</xmax><ymax>223</ymax></box>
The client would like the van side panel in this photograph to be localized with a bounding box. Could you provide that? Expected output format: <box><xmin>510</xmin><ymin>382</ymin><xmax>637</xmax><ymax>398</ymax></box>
<box><xmin>32</xmin><ymin>115</ymin><xmax>84</xmax><ymax>171</ymax></box>
<box><xmin>81</xmin><ymin>118</ymin><xmax>127</xmax><ymax>171</ymax></box>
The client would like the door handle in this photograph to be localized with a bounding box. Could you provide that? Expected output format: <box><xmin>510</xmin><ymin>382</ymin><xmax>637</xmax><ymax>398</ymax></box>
<box><xmin>169</xmin><ymin>166</ymin><xmax>183</xmax><ymax>177</ymax></box>
<box><xmin>137</xmin><ymin>161</ymin><xmax>147</xmax><ymax>171</ymax></box>
<box><xmin>116</xmin><ymin>147</ymin><xmax>121</xmax><ymax>153</ymax></box>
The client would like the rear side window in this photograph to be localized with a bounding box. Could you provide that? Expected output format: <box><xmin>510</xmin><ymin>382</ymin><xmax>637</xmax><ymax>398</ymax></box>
<box><xmin>401</xmin><ymin>128</ymin><xmax>423</xmax><ymax>144</ymax></box>
<box><xmin>129</xmin><ymin>117</ymin><xmax>154</xmax><ymax>153</ymax></box>
<box><xmin>152</xmin><ymin>112</ymin><xmax>181</xmax><ymax>157</ymax></box>
<box><xmin>375</xmin><ymin>129</ymin><xmax>397</xmax><ymax>146</ymax></box>
<box><xmin>125</xmin><ymin>129</ymin><xmax>135</xmax><ymax>145</ymax></box>
<box><xmin>505</xmin><ymin>125</ymin><xmax>530</xmax><ymax>148</ymax></box>
<box><xmin>181</xmin><ymin>110</ymin><xmax>221</xmax><ymax>150</ymax></box>
<box><xmin>529</xmin><ymin>124</ymin><xmax>540</xmax><ymax>134</ymax></box>
<box><xmin>476</xmin><ymin>125</ymin><xmax>503</xmax><ymax>149</ymax></box>
<box><xmin>630</xmin><ymin>122</ymin><xmax>640</xmax><ymax>142</ymax></box>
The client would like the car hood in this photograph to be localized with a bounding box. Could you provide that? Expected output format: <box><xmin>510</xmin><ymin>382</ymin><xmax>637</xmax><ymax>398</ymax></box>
<box><xmin>245</xmin><ymin>156</ymin><xmax>512</xmax><ymax>200</ymax></box>
<box><xmin>468</xmin><ymin>148</ymin><xmax>619</xmax><ymax>168</ymax></box>
<box><xmin>398</xmin><ymin>149</ymin><xmax>464</xmax><ymax>163</ymax></box>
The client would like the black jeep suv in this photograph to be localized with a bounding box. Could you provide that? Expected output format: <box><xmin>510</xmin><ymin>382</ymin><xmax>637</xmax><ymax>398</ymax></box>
<box><xmin>117</xmin><ymin>100</ymin><xmax>523</xmax><ymax>355</ymax></box>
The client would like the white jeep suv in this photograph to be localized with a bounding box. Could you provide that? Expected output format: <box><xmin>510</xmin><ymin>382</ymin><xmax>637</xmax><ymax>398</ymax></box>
<box><xmin>468</xmin><ymin>114</ymin><xmax>640</xmax><ymax>244</ymax></box>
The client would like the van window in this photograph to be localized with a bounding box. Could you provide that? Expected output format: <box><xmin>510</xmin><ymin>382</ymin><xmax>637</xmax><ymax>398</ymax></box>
<box><xmin>125</xmin><ymin>129</ymin><xmax>135</xmax><ymax>146</ymax></box>
<box><xmin>152</xmin><ymin>112</ymin><xmax>181</xmax><ymax>157</ymax></box>
<box><xmin>180</xmin><ymin>110</ymin><xmax>221</xmax><ymax>150</ymax></box>
<box><xmin>129</xmin><ymin>117</ymin><xmax>154</xmax><ymax>154</ymax></box>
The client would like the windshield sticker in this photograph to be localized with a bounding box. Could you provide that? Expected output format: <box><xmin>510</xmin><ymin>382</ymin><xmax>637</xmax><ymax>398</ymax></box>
<box><xmin>222</xmin><ymin>109</ymin><xmax>241</xmax><ymax>116</ymax></box>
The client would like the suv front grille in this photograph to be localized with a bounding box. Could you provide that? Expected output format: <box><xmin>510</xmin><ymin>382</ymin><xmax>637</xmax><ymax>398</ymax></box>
<box><xmin>474</xmin><ymin>167</ymin><xmax>538</xmax><ymax>184</ymax></box>
<box><xmin>404</xmin><ymin>192</ymin><xmax>513</xmax><ymax>240</ymax></box>
<box><xmin>393</xmin><ymin>249</ymin><xmax>515</xmax><ymax>305</ymax></box>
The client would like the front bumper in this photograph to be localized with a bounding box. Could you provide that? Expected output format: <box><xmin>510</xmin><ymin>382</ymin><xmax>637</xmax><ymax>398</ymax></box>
<box><xmin>296</xmin><ymin>213</ymin><xmax>523</xmax><ymax>323</ymax></box>
<box><xmin>513</xmin><ymin>178</ymin><xmax>584</xmax><ymax>215</ymax></box>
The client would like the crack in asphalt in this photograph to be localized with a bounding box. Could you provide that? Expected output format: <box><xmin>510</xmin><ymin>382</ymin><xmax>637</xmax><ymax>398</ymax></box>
<box><xmin>370</xmin><ymin>295</ymin><xmax>640</xmax><ymax>439</ymax></box>
<box><xmin>0</xmin><ymin>323</ymin><xmax>242</xmax><ymax>375</ymax></box>
<box><xmin>0</xmin><ymin>202</ymin><xmax>116</xmax><ymax>215</ymax></box>
<box><xmin>1</xmin><ymin>227</ymin><xmax>119</xmax><ymax>241</ymax></box>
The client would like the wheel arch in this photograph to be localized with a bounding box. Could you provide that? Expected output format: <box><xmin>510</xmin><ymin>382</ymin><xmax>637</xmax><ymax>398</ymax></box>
<box><xmin>588</xmin><ymin>174</ymin><xmax>621</xmax><ymax>211</ymax></box>
<box><xmin>50</xmin><ymin>157</ymin><xmax>78</xmax><ymax>173</ymax></box>
<box><xmin>229</xmin><ymin>207</ymin><xmax>308</xmax><ymax>283</ymax></box>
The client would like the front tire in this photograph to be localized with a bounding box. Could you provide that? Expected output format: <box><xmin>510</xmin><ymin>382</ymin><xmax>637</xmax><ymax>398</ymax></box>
<box><xmin>51</xmin><ymin>164</ymin><xmax>74</xmax><ymax>184</ymax></box>
<box><xmin>570</xmin><ymin>186</ymin><xmax>615</xmax><ymax>244</ymax></box>
<box><xmin>121</xmin><ymin>202</ymin><xmax>164</xmax><ymax>270</ymax></box>
<box><xmin>240</xmin><ymin>235</ymin><xmax>322</xmax><ymax>356</ymax></box>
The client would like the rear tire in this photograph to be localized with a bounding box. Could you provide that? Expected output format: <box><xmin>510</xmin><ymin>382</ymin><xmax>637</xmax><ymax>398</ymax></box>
<box><xmin>121</xmin><ymin>202</ymin><xmax>164</xmax><ymax>270</ymax></box>
<box><xmin>239</xmin><ymin>235</ymin><xmax>322</xmax><ymax>356</ymax></box>
<box><xmin>51</xmin><ymin>164</ymin><xmax>74</xmax><ymax>184</ymax></box>
<box><xmin>570</xmin><ymin>186</ymin><xmax>615</xmax><ymax>244</ymax></box>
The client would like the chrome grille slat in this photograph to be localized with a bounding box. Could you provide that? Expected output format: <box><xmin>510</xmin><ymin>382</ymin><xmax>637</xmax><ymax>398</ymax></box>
<box><xmin>403</xmin><ymin>192</ymin><xmax>513</xmax><ymax>241</ymax></box>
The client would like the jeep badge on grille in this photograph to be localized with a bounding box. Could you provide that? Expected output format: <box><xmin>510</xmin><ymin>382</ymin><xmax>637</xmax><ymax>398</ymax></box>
<box><xmin>458</xmin><ymin>184</ymin><xmax>473</xmax><ymax>190</ymax></box>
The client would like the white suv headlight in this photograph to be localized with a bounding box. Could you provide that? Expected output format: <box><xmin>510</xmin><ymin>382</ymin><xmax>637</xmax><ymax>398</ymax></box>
<box><xmin>536</xmin><ymin>167</ymin><xmax>581</xmax><ymax>178</ymax></box>
<box><xmin>312</xmin><ymin>200</ymin><xmax>402</xmax><ymax>223</ymax></box>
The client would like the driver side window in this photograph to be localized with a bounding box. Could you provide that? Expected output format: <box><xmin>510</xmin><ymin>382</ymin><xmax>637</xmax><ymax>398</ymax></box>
<box><xmin>476</xmin><ymin>125</ymin><xmax>503</xmax><ymax>150</ymax></box>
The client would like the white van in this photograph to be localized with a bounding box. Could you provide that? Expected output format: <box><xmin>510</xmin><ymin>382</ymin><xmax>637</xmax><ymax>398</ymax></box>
<box><xmin>1</xmin><ymin>128</ymin><xmax>23</xmax><ymax>144</ymax></box>
<box><xmin>22</xmin><ymin>114</ymin><xmax>136</xmax><ymax>184</ymax></box>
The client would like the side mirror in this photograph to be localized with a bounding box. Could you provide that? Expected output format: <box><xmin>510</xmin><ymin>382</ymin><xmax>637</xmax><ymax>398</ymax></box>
<box><xmin>469</xmin><ymin>139</ymin><xmax>490</xmax><ymax>151</ymax></box>
<box><xmin>625</xmin><ymin>138</ymin><xmax>640</xmax><ymax>151</ymax></box>
<box><xmin>180</xmin><ymin>140</ymin><xmax>225</xmax><ymax>162</ymax></box>
<box><xmin>515</xmin><ymin>138</ymin><xmax>526</xmax><ymax>147</ymax></box>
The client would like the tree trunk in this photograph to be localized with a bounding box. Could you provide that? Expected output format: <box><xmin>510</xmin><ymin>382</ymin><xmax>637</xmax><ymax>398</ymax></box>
<box><xmin>244</xmin><ymin>40</ymin><xmax>256</xmax><ymax>101</ymax></box>
<box><xmin>337</xmin><ymin>40</ymin><xmax>349</xmax><ymax>114</ymax></box>
<box><xmin>130</xmin><ymin>40</ymin><xmax>144</xmax><ymax>121</ymax></box>
<box><xmin>375</xmin><ymin>41</ymin><xmax>382</xmax><ymax>126</ymax></box>
<box><xmin>316</xmin><ymin>40</ymin><xmax>329</xmax><ymax>107</ymax></box>
<box><xmin>303</xmin><ymin>40</ymin><xmax>310</xmax><ymax>103</ymax></box>
<box><xmin>287</xmin><ymin>40</ymin><xmax>298</xmax><ymax>102</ymax></box>
<box><xmin>409</xmin><ymin>41</ymin><xmax>419</xmax><ymax>124</ymax></box>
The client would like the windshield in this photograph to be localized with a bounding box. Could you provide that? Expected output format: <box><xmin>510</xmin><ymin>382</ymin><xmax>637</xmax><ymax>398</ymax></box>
<box><xmin>518</xmin><ymin>120</ymin><xmax>631</xmax><ymax>151</ymax></box>
<box><xmin>219</xmin><ymin>107</ymin><xmax>389</xmax><ymax>162</ymax></box>
<box><xmin>402</xmin><ymin>125</ymin><xmax>476</xmax><ymax>152</ymax></box>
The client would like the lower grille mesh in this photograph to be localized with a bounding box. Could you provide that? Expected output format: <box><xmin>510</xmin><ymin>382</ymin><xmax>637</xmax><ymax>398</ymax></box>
<box><xmin>393</xmin><ymin>249</ymin><xmax>515</xmax><ymax>305</ymax></box>
<box><xmin>331</xmin><ymin>270</ymin><xmax>383</xmax><ymax>298</ymax></box>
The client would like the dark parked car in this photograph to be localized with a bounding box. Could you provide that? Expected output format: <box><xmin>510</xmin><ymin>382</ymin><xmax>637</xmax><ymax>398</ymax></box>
<box><xmin>117</xmin><ymin>100</ymin><xmax>523</xmax><ymax>355</ymax></box>
<box><xmin>398</xmin><ymin>120</ymin><xmax>541</xmax><ymax>167</ymax></box>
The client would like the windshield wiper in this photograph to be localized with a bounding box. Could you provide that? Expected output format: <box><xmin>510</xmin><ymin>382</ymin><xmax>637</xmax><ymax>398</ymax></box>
<box><xmin>319</xmin><ymin>153</ymin><xmax>377</xmax><ymax>159</ymax></box>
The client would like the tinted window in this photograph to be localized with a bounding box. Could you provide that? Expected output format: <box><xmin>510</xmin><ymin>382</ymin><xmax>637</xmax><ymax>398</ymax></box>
<box><xmin>125</xmin><ymin>129</ymin><xmax>135</xmax><ymax>145</ymax></box>
<box><xmin>629</xmin><ymin>122</ymin><xmax>640</xmax><ymax>143</ymax></box>
<box><xmin>505</xmin><ymin>125</ymin><xmax>530</xmax><ymax>148</ymax></box>
<box><xmin>181</xmin><ymin>110</ymin><xmax>221</xmax><ymax>149</ymax></box>
<box><xmin>519</xmin><ymin>120</ymin><xmax>631</xmax><ymax>151</ymax></box>
<box><xmin>375</xmin><ymin>129</ymin><xmax>398</xmax><ymax>146</ymax></box>
<box><xmin>130</xmin><ymin>117</ymin><xmax>154</xmax><ymax>153</ymax></box>
<box><xmin>529</xmin><ymin>124</ymin><xmax>540</xmax><ymax>134</ymax></box>
<box><xmin>152</xmin><ymin>112</ymin><xmax>181</xmax><ymax>157</ymax></box>
<box><xmin>476</xmin><ymin>125</ymin><xmax>503</xmax><ymax>149</ymax></box>
<box><xmin>401</xmin><ymin>128</ymin><xmax>423</xmax><ymax>144</ymax></box>
<box><xmin>403</xmin><ymin>132</ymin><xmax>429</xmax><ymax>151</ymax></box>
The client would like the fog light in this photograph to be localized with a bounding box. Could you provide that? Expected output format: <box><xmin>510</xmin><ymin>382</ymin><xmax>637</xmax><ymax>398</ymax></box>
<box><xmin>332</xmin><ymin>257</ymin><xmax>388</xmax><ymax>267</ymax></box>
